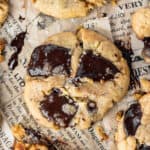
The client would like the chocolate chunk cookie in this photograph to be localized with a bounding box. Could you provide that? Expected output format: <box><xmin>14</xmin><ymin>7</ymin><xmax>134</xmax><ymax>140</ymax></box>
<box><xmin>132</xmin><ymin>8</ymin><xmax>150</xmax><ymax>39</ymax></box>
<box><xmin>31</xmin><ymin>0</ymin><xmax>114</xmax><ymax>19</ymax></box>
<box><xmin>116</xmin><ymin>80</ymin><xmax>150</xmax><ymax>150</ymax></box>
<box><xmin>24</xmin><ymin>28</ymin><xmax>130</xmax><ymax>130</ymax></box>
<box><xmin>0</xmin><ymin>0</ymin><xmax>9</xmax><ymax>26</ymax></box>
<box><xmin>132</xmin><ymin>8</ymin><xmax>150</xmax><ymax>63</ymax></box>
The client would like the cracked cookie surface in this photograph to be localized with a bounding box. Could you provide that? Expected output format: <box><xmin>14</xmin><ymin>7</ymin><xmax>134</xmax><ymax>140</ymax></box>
<box><xmin>31</xmin><ymin>0</ymin><xmax>111</xmax><ymax>19</ymax></box>
<box><xmin>0</xmin><ymin>0</ymin><xmax>9</xmax><ymax>26</ymax></box>
<box><xmin>24</xmin><ymin>28</ymin><xmax>129</xmax><ymax>130</ymax></box>
<box><xmin>116</xmin><ymin>81</ymin><xmax>150</xmax><ymax>150</ymax></box>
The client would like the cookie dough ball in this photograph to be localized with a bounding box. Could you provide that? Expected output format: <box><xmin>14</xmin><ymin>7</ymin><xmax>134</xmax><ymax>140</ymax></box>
<box><xmin>31</xmin><ymin>0</ymin><xmax>112</xmax><ymax>19</ymax></box>
<box><xmin>24</xmin><ymin>28</ymin><xmax>129</xmax><ymax>130</ymax></box>
<box><xmin>132</xmin><ymin>8</ymin><xmax>150</xmax><ymax>39</ymax></box>
<box><xmin>0</xmin><ymin>0</ymin><xmax>9</xmax><ymax>26</ymax></box>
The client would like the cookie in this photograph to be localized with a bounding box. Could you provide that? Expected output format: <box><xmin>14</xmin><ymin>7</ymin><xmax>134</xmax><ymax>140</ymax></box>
<box><xmin>0</xmin><ymin>0</ymin><xmax>9</xmax><ymax>26</ymax></box>
<box><xmin>24</xmin><ymin>28</ymin><xmax>130</xmax><ymax>130</ymax></box>
<box><xmin>115</xmin><ymin>81</ymin><xmax>150</xmax><ymax>150</ymax></box>
<box><xmin>132</xmin><ymin>8</ymin><xmax>150</xmax><ymax>39</ymax></box>
<box><xmin>31</xmin><ymin>0</ymin><xmax>112</xmax><ymax>19</ymax></box>
<box><xmin>12</xmin><ymin>124</ymin><xmax>62</xmax><ymax>150</ymax></box>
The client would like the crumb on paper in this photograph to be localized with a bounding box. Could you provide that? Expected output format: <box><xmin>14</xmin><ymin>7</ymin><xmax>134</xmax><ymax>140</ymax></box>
<box><xmin>95</xmin><ymin>125</ymin><xmax>109</xmax><ymax>141</ymax></box>
<box><xmin>116</xmin><ymin>110</ymin><xmax>124</xmax><ymax>122</ymax></box>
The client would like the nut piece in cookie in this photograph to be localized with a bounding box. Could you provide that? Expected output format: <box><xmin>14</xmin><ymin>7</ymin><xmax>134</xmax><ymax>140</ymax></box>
<box><xmin>0</xmin><ymin>0</ymin><xmax>9</xmax><ymax>26</ymax></box>
<box><xmin>24</xmin><ymin>28</ymin><xmax>129</xmax><ymax>130</ymax></box>
<box><xmin>115</xmin><ymin>80</ymin><xmax>150</xmax><ymax>150</ymax></box>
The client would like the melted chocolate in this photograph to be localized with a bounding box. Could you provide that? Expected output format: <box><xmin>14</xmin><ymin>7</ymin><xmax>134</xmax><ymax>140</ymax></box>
<box><xmin>124</xmin><ymin>103</ymin><xmax>142</xmax><ymax>136</ymax></box>
<box><xmin>143</xmin><ymin>37</ymin><xmax>150</xmax><ymax>49</ymax></box>
<box><xmin>114</xmin><ymin>40</ymin><xmax>139</xmax><ymax>89</ymax></box>
<box><xmin>87</xmin><ymin>100</ymin><xmax>97</xmax><ymax>113</ymax></box>
<box><xmin>139</xmin><ymin>145</ymin><xmax>150</xmax><ymax>150</ymax></box>
<box><xmin>8</xmin><ymin>32</ymin><xmax>26</xmax><ymax>70</ymax></box>
<box><xmin>76</xmin><ymin>50</ymin><xmax>119</xmax><ymax>81</ymax></box>
<box><xmin>40</xmin><ymin>88</ymin><xmax>78</xmax><ymax>127</ymax></box>
<box><xmin>28</xmin><ymin>44</ymin><xmax>71</xmax><ymax>77</ymax></box>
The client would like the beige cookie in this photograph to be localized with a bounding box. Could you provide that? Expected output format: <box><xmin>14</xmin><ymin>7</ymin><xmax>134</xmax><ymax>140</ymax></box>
<box><xmin>115</xmin><ymin>80</ymin><xmax>150</xmax><ymax>150</ymax></box>
<box><xmin>24</xmin><ymin>28</ymin><xmax>130</xmax><ymax>130</ymax></box>
<box><xmin>0</xmin><ymin>0</ymin><xmax>9</xmax><ymax>26</ymax></box>
<box><xmin>31</xmin><ymin>0</ymin><xmax>111</xmax><ymax>19</ymax></box>
<box><xmin>132</xmin><ymin>8</ymin><xmax>150</xmax><ymax>39</ymax></box>
<box><xmin>12</xmin><ymin>124</ymin><xmax>62</xmax><ymax>150</ymax></box>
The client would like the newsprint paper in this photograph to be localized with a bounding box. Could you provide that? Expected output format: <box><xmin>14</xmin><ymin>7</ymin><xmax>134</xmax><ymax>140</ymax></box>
<box><xmin>0</xmin><ymin>0</ymin><xmax>149</xmax><ymax>150</ymax></box>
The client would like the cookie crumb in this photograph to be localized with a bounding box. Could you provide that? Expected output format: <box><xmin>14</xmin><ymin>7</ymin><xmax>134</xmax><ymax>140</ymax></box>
<box><xmin>116</xmin><ymin>110</ymin><xmax>124</xmax><ymax>122</ymax></box>
<box><xmin>95</xmin><ymin>126</ymin><xmax>108</xmax><ymax>141</ymax></box>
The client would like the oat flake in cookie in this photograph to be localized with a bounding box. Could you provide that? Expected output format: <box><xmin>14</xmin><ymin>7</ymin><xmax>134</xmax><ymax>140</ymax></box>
<box><xmin>31</xmin><ymin>0</ymin><xmax>115</xmax><ymax>19</ymax></box>
<box><xmin>115</xmin><ymin>82</ymin><xmax>150</xmax><ymax>150</ymax></box>
<box><xmin>24</xmin><ymin>28</ymin><xmax>130</xmax><ymax>130</ymax></box>
<box><xmin>0</xmin><ymin>0</ymin><xmax>9</xmax><ymax>26</ymax></box>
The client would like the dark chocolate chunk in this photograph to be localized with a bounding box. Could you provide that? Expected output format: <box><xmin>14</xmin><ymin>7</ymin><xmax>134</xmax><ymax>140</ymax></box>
<box><xmin>19</xmin><ymin>15</ymin><xmax>25</xmax><ymax>22</ymax></box>
<box><xmin>76</xmin><ymin>50</ymin><xmax>119</xmax><ymax>81</ymax></box>
<box><xmin>8</xmin><ymin>32</ymin><xmax>26</xmax><ymax>70</ymax></box>
<box><xmin>40</xmin><ymin>88</ymin><xmax>78</xmax><ymax>127</ymax></box>
<box><xmin>114</xmin><ymin>40</ymin><xmax>139</xmax><ymax>89</ymax></box>
<box><xmin>27</xmin><ymin>44</ymin><xmax>71</xmax><ymax>77</ymax></box>
<box><xmin>124</xmin><ymin>103</ymin><xmax>142</xmax><ymax>136</ymax></box>
<box><xmin>143</xmin><ymin>37</ymin><xmax>150</xmax><ymax>49</ymax></box>
<box><xmin>139</xmin><ymin>144</ymin><xmax>150</xmax><ymax>150</ymax></box>
<box><xmin>87</xmin><ymin>100</ymin><xmax>97</xmax><ymax>113</ymax></box>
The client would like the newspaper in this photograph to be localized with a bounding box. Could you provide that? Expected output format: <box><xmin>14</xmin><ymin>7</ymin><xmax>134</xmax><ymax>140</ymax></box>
<box><xmin>0</xmin><ymin>0</ymin><xmax>149</xmax><ymax>149</ymax></box>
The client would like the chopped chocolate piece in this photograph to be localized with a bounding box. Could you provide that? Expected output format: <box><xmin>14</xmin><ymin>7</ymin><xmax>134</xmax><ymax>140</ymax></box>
<box><xmin>143</xmin><ymin>37</ymin><xmax>150</xmax><ymax>49</ymax></box>
<box><xmin>8</xmin><ymin>32</ymin><xmax>26</xmax><ymax>70</ymax></box>
<box><xmin>124</xmin><ymin>103</ymin><xmax>142</xmax><ymax>136</ymax></box>
<box><xmin>19</xmin><ymin>15</ymin><xmax>25</xmax><ymax>22</ymax></box>
<box><xmin>28</xmin><ymin>44</ymin><xmax>71</xmax><ymax>77</ymax></box>
<box><xmin>76</xmin><ymin>50</ymin><xmax>119</xmax><ymax>81</ymax></box>
<box><xmin>139</xmin><ymin>144</ymin><xmax>150</xmax><ymax>150</ymax></box>
<box><xmin>87</xmin><ymin>100</ymin><xmax>97</xmax><ymax>113</ymax></box>
<box><xmin>40</xmin><ymin>88</ymin><xmax>78</xmax><ymax>127</ymax></box>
